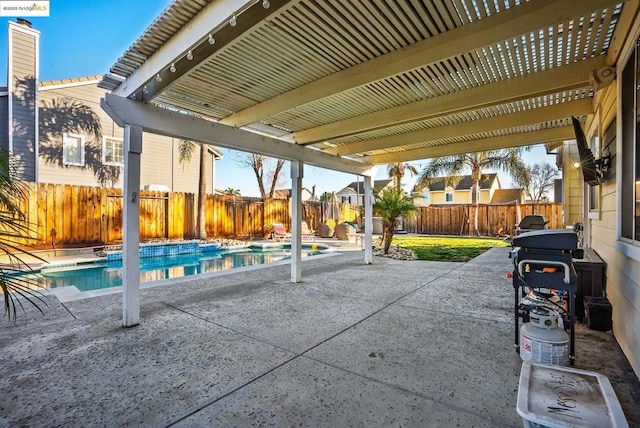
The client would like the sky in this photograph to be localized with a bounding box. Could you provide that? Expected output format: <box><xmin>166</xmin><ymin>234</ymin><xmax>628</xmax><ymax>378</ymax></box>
<box><xmin>0</xmin><ymin>0</ymin><xmax>556</xmax><ymax>198</ymax></box>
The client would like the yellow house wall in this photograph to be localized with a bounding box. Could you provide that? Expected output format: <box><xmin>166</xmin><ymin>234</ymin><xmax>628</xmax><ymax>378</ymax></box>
<box><xmin>479</xmin><ymin>188</ymin><xmax>493</xmax><ymax>204</ymax></box>
<box><xmin>414</xmin><ymin>188</ymin><xmax>492</xmax><ymax>205</ymax></box>
<box><xmin>562</xmin><ymin>142</ymin><xmax>583</xmax><ymax>227</ymax></box>
<box><xmin>430</xmin><ymin>192</ymin><xmax>446</xmax><ymax>204</ymax></box>
<box><xmin>454</xmin><ymin>190</ymin><xmax>470</xmax><ymax>203</ymax></box>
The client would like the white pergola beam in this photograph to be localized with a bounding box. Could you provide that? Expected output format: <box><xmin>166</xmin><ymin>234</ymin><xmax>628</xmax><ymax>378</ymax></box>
<box><xmin>110</xmin><ymin>0</ymin><xmax>242</xmax><ymax>98</ymax></box>
<box><xmin>221</xmin><ymin>0</ymin><xmax>615</xmax><ymax>128</ymax></box>
<box><xmin>298</xmin><ymin>56</ymin><xmax>606</xmax><ymax>145</ymax></box>
<box><xmin>329</xmin><ymin>98</ymin><xmax>592</xmax><ymax>156</ymax></box>
<box><xmin>369</xmin><ymin>126</ymin><xmax>576</xmax><ymax>164</ymax></box>
<box><xmin>101</xmin><ymin>94</ymin><xmax>374</xmax><ymax>177</ymax></box>
<box><xmin>110</xmin><ymin>1</ymin><xmax>302</xmax><ymax>99</ymax></box>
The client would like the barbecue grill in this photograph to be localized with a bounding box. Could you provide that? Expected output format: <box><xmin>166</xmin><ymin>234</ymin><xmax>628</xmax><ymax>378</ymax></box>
<box><xmin>511</xmin><ymin>229</ymin><xmax>582</xmax><ymax>365</ymax></box>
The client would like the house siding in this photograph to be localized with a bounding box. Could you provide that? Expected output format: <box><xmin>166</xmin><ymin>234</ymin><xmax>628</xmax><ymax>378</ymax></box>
<box><xmin>479</xmin><ymin>188</ymin><xmax>492</xmax><ymax>204</ymax></box>
<box><xmin>8</xmin><ymin>23</ymin><xmax>38</xmax><ymax>181</ymax></box>
<box><xmin>37</xmin><ymin>82</ymin><xmax>206</xmax><ymax>192</ymax></box>
<box><xmin>562</xmin><ymin>142</ymin><xmax>583</xmax><ymax>226</ymax></box>
<box><xmin>336</xmin><ymin>180</ymin><xmax>391</xmax><ymax>206</ymax></box>
<box><xmin>0</xmin><ymin>95</ymin><xmax>7</xmax><ymax>150</ymax></box>
<box><xmin>588</xmin><ymin>26</ymin><xmax>640</xmax><ymax>378</ymax></box>
<box><xmin>420</xmin><ymin>188</ymin><xmax>490</xmax><ymax>206</ymax></box>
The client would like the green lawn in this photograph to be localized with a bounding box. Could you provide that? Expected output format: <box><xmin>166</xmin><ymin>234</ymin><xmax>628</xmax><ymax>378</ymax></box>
<box><xmin>391</xmin><ymin>235</ymin><xmax>510</xmax><ymax>262</ymax></box>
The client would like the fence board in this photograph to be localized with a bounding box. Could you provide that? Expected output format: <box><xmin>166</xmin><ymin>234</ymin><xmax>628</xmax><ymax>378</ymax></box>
<box><xmin>40</xmin><ymin>184</ymin><xmax>51</xmax><ymax>245</ymax></box>
<box><xmin>92</xmin><ymin>187</ymin><xmax>101</xmax><ymax>243</ymax></box>
<box><xmin>85</xmin><ymin>186</ymin><xmax>93</xmax><ymax>243</ymax></box>
<box><xmin>100</xmin><ymin>188</ymin><xmax>108</xmax><ymax>243</ymax></box>
<box><xmin>79</xmin><ymin>186</ymin><xmax>88</xmax><ymax>243</ymax></box>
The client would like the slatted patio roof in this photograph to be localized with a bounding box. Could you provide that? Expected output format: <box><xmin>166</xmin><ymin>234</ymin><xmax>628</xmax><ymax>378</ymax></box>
<box><xmin>99</xmin><ymin>0</ymin><xmax>636</xmax><ymax>171</ymax></box>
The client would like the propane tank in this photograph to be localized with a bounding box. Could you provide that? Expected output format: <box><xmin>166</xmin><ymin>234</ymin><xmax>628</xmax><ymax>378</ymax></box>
<box><xmin>520</xmin><ymin>307</ymin><xmax>570</xmax><ymax>366</ymax></box>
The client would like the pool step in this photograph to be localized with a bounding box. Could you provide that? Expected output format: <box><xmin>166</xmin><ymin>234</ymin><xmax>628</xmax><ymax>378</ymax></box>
<box><xmin>41</xmin><ymin>263</ymin><xmax>104</xmax><ymax>274</ymax></box>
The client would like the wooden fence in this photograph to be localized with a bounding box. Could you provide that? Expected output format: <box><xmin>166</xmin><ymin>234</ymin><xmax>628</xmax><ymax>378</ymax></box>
<box><xmin>11</xmin><ymin>183</ymin><xmax>561</xmax><ymax>247</ymax></box>
<box><xmin>13</xmin><ymin>183</ymin><xmax>361</xmax><ymax>247</ymax></box>
<box><xmin>402</xmin><ymin>203</ymin><xmax>564</xmax><ymax>236</ymax></box>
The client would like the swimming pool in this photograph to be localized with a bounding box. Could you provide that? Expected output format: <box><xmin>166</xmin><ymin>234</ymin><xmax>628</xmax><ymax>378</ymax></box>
<box><xmin>39</xmin><ymin>244</ymin><xmax>327</xmax><ymax>292</ymax></box>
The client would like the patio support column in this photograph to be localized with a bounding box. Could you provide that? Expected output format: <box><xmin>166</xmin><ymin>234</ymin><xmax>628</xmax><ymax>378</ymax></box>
<box><xmin>363</xmin><ymin>175</ymin><xmax>373</xmax><ymax>264</ymax></box>
<box><xmin>290</xmin><ymin>160</ymin><xmax>303</xmax><ymax>282</ymax></box>
<box><xmin>122</xmin><ymin>124</ymin><xmax>143</xmax><ymax>327</ymax></box>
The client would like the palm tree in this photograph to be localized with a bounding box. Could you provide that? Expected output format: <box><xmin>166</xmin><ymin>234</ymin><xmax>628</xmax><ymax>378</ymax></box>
<box><xmin>416</xmin><ymin>149</ymin><xmax>528</xmax><ymax>236</ymax></box>
<box><xmin>373</xmin><ymin>188</ymin><xmax>416</xmax><ymax>254</ymax></box>
<box><xmin>387</xmin><ymin>162</ymin><xmax>418</xmax><ymax>192</ymax></box>
<box><xmin>1</xmin><ymin>148</ymin><xmax>47</xmax><ymax>320</ymax></box>
<box><xmin>178</xmin><ymin>140</ymin><xmax>207</xmax><ymax>239</ymax></box>
<box><xmin>224</xmin><ymin>188</ymin><xmax>241</xmax><ymax>196</ymax></box>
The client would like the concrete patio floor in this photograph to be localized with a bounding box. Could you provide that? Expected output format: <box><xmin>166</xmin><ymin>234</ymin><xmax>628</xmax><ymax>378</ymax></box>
<box><xmin>1</xmin><ymin>247</ymin><xmax>639</xmax><ymax>427</ymax></box>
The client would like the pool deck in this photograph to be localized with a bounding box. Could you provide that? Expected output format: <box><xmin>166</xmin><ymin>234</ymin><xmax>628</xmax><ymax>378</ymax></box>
<box><xmin>1</xmin><ymin>246</ymin><xmax>639</xmax><ymax>427</ymax></box>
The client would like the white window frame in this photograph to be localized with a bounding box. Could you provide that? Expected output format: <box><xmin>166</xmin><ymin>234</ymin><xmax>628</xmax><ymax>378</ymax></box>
<box><xmin>102</xmin><ymin>136</ymin><xmax>124</xmax><ymax>166</ymax></box>
<box><xmin>445</xmin><ymin>187</ymin><xmax>454</xmax><ymax>203</ymax></box>
<box><xmin>62</xmin><ymin>132</ymin><xmax>85</xmax><ymax>166</ymax></box>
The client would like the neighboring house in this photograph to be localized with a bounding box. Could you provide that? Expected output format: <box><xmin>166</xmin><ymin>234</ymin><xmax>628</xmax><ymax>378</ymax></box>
<box><xmin>413</xmin><ymin>173</ymin><xmax>501</xmax><ymax>207</ymax></box>
<box><xmin>335</xmin><ymin>179</ymin><xmax>392</xmax><ymax>206</ymax></box>
<box><xmin>0</xmin><ymin>20</ymin><xmax>222</xmax><ymax>192</ymax></box>
<box><xmin>491</xmin><ymin>188</ymin><xmax>525</xmax><ymax>204</ymax></box>
<box><xmin>273</xmin><ymin>186</ymin><xmax>316</xmax><ymax>201</ymax></box>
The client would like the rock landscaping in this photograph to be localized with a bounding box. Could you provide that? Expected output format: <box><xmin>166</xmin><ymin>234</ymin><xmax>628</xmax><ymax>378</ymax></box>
<box><xmin>372</xmin><ymin>239</ymin><xmax>418</xmax><ymax>261</ymax></box>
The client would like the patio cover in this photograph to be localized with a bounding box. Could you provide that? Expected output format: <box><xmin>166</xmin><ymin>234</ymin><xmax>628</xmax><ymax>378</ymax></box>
<box><xmin>99</xmin><ymin>0</ymin><xmax>639</xmax><ymax>325</ymax></box>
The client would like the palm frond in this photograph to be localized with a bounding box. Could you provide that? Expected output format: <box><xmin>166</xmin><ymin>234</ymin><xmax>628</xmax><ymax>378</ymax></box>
<box><xmin>178</xmin><ymin>140</ymin><xmax>196</xmax><ymax>165</ymax></box>
<box><xmin>0</xmin><ymin>147</ymin><xmax>48</xmax><ymax>321</ymax></box>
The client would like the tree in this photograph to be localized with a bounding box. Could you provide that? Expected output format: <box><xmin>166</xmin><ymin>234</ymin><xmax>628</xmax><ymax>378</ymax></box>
<box><xmin>178</xmin><ymin>140</ymin><xmax>207</xmax><ymax>240</ymax></box>
<box><xmin>319</xmin><ymin>191</ymin><xmax>333</xmax><ymax>202</ymax></box>
<box><xmin>387</xmin><ymin>162</ymin><xmax>418</xmax><ymax>192</ymax></box>
<box><xmin>224</xmin><ymin>188</ymin><xmax>241</xmax><ymax>196</ymax></box>
<box><xmin>416</xmin><ymin>149</ymin><xmax>528</xmax><ymax>236</ymax></box>
<box><xmin>0</xmin><ymin>148</ymin><xmax>46</xmax><ymax>320</ymax></box>
<box><xmin>515</xmin><ymin>163</ymin><xmax>557</xmax><ymax>204</ymax></box>
<box><xmin>235</xmin><ymin>153</ymin><xmax>285</xmax><ymax>199</ymax></box>
<box><xmin>373</xmin><ymin>188</ymin><xmax>416</xmax><ymax>254</ymax></box>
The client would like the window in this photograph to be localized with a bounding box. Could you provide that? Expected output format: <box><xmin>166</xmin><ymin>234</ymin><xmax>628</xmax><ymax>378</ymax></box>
<box><xmin>445</xmin><ymin>187</ymin><xmax>454</xmax><ymax>203</ymax></box>
<box><xmin>103</xmin><ymin>136</ymin><xmax>124</xmax><ymax>166</ymax></box>
<box><xmin>620</xmin><ymin>35</ymin><xmax>640</xmax><ymax>242</ymax></box>
<box><xmin>422</xmin><ymin>192</ymin><xmax>430</xmax><ymax>204</ymax></box>
<box><xmin>63</xmin><ymin>133</ymin><xmax>85</xmax><ymax>166</ymax></box>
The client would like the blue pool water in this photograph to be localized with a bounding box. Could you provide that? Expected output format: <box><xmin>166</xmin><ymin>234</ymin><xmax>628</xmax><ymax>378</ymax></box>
<box><xmin>39</xmin><ymin>245</ymin><xmax>324</xmax><ymax>292</ymax></box>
